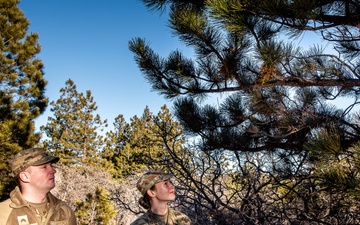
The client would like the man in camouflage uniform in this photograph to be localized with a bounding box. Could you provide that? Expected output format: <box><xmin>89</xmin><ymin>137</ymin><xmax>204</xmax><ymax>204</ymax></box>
<box><xmin>0</xmin><ymin>148</ymin><xmax>77</xmax><ymax>225</ymax></box>
<box><xmin>130</xmin><ymin>168</ymin><xmax>191</xmax><ymax>225</ymax></box>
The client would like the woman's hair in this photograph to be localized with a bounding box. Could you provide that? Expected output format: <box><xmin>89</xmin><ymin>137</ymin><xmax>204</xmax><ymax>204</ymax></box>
<box><xmin>138</xmin><ymin>185</ymin><xmax>156</xmax><ymax>209</ymax></box>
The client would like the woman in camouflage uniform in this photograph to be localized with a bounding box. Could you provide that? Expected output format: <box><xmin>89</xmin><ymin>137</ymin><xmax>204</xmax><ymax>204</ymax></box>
<box><xmin>130</xmin><ymin>169</ymin><xmax>191</xmax><ymax>225</ymax></box>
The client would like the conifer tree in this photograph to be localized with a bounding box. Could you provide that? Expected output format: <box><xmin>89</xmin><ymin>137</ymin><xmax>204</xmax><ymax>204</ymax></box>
<box><xmin>0</xmin><ymin>0</ymin><xmax>47</xmax><ymax>200</ymax></box>
<box><xmin>101</xmin><ymin>114</ymin><xmax>133</xmax><ymax>177</ymax></box>
<box><xmin>131</xmin><ymin>0</ymin><xmax>360</xmax><ymax>173</ymax></box>
<box><xmin>130</xmin><ymin>0</ymin><xmax>360</xmax><ymax>154</ymax></box>
<box><xmin>102</xmin><ymin>105</ymin><xmax>177</xmax><ymax>178</ymax></box>
<box><xmin>129</xmin><ymin>0</ymin><xmax>360</xmax><ymax>223</ymax></box>
<box><xmin>41</xmin><ymin>79</ymin><xmax>107</xmax><ymax>165</ymax></box>
<box><xmin>75</xmin><ymin>185</ymin><xmax>117</xmax><ymax>225</ymax></box>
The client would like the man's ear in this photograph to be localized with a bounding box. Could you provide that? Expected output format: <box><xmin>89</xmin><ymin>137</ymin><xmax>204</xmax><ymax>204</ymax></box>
<box><xmin>19</xmin><ymin>172</ymin><xmax>30</xmax><ymax>183</ymax></box>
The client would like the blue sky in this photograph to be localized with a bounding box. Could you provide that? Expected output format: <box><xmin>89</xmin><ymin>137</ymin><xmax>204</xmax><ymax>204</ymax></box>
<box><xmin>18</xmin><ymin>0</ymin><xmax>185</xmax><ymax>133</ymax></box>
<box><xmin>18</xmin><ymin>0</ymin><xmax>355</xmax><ymax>136</ymax></box>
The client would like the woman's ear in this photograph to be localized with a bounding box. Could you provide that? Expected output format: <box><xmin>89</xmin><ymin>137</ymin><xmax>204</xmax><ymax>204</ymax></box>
<box><xmin>147</xmin><ymin>188</ymin><xmax>156</xmax><ymax>198</ymax></box>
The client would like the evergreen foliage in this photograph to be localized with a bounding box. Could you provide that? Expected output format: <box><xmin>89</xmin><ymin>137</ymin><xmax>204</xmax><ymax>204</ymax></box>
<box><xmin>127</xmin><ymin>0</ymin><xmax>360</xmax><ymax>223</ymax></box>
<box><xmin>75</xmin><ymin>185</ymin><xmax>117</xmax><ymax>225</ymax></box>
<box><xmin>0</xmin><ymin>0</ymin><xmax>47</xmax><ymax>200</ymax></box>
<box><xmin>3</xmin><ymin>0</ymin><xmax>360</xmax><ymax>223</ymax></box>
<box><xmin>41</xmin><ymin>79</ymin><xmax>107</xmax><ymax>165</ymax></box>
<box><xmin>102</xmin><ymin>105</ymin><xmax>179</xmax><ymax>178</ymax></box>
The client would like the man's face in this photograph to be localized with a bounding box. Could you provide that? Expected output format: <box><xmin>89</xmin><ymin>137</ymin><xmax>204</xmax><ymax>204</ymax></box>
<box><xmin>25</xmin><ymin>162</ymin><xmax>57</xmax><ymax>191</ymax></box>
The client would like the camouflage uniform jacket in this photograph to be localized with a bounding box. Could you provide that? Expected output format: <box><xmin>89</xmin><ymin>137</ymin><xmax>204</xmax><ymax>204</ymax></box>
<box><xmin>0</xmin><ymin>186</ymin><xmax>77</xmax><ymax>225</ymax></box>
<box><xmin>130</xmin><ymin>208</ymin><xmax>191</xmax><ymax>225</ymax></box>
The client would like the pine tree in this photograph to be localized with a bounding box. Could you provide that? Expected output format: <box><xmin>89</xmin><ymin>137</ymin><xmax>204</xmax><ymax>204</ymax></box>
<box><xmin>0</xmin><ymin>0</ymin><xmax>47</xmax><ymax>200</ymax></box>
<box><xmin>102</xmin><ymin>105</ymin><xmax>178</xmax><ymax>178</ymax></box>
<box><xmin>129</xmin><ymin>0</ymin><xmax>360</xmax><ymax>223</ymax></box>
<box><xmin>130</xmin><ymin>0</ymin><xmax>360</xmax><ymax>152</ymax></box>
<box><xmin>151</xmin><ymin>104</ymin><xmax>187</xmax><ymax>167</ymax></box>
<box><xmin>75</xmin><ymin>185</ymin><xmax>117</xmax><ymax>225</ymax></box>
<box><xmin>101</xmin><ymin>114</ymin><xmax>133</xmax><ymax>177</ymax></box>
<box><xmin>41</xmin><ymin>79</ymin><xmax>107</xmax><ymax>165</ymax></box>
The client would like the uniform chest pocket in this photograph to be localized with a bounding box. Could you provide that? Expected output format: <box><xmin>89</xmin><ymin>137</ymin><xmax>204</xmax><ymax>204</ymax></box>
<box><xmin>50</xmin><ymin>221</ymin><xmax>68</xmax><ymax>225</ymax></box>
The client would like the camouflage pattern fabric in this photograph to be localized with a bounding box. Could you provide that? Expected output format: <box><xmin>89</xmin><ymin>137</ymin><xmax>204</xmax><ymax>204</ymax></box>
<box><xmin>0</xmin><ymin>186</ymin><xmax>77</xmax><ymax>225</ymax></box>
<box><xmin>9</xmin><ymin>148</ymin><xmax>59</xmax><ymax>177</ymax></box>
<box><xmin>130</xmin><ymin>208</ymin><xmax>191</xmax><ymax>225</ymax></box>
<box><xmin>137</xmin><ymin>169</ymin><xmax>174</xmax><ymax>196</ymax></box>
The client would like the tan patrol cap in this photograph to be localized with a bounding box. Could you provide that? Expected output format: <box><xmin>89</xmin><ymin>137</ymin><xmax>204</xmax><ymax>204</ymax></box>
<box><xmin>9</xmin><ymin>148</ymin><xmax>59</xmax><ymax>177</ymax></box>
<box><xmin>136</xmin><ymin>168</ymin><xmax>174</xmax><ymax>196</ymax></box>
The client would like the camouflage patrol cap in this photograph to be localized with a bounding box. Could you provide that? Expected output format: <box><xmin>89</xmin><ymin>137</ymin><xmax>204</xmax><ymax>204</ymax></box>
<box><xmin>9</xmin><ymin>148</ymin><xmax>59</xmax><ymax>177</ymax></box>
<box><xmin>137</xmin><ymin>168</ymin><xmax>174</xmax><ymax>196</ymax></box>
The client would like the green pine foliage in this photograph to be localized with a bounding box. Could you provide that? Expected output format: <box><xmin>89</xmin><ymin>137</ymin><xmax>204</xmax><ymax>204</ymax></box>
<box><xmin>128</xmin><ymin>0</ymin><xmax>360</xmax><ymax>223</ymax></box>
<box><xmin>75</xmin><ymin>185</ymin><xmax>117</xmax><ymax>225</ymax></box>
<box><xmin>0</xmin><ymin>0</ymin><xmax>47</xmax><ymax>200</ymax></box>
<box><xmin>305</xmin><ymin>126</ymin><xmax>360</xmax><ymax>193</ymax></box>
<box><xmin>101</xmin><ymin>105</ymin><xmax>178</xmax><ymax>178</ymax></box>
<box><xmin>41</xmin><ymin>79</ymin><xmax>107</xmax><ymax>165</ymax></box>
<box><xmin>3</xmin><ymin>0</ymin><xmax>360</xmax><ymax>223</ymax></box>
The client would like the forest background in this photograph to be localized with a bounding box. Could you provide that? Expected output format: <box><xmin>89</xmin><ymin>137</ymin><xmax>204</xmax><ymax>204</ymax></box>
<box><xmin>1</xmin><ymin>0</ymin><xmax>360</xmax><ymax>224</ymax></box>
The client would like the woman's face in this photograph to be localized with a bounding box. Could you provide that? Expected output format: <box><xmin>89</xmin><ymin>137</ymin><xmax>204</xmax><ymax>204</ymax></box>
<box><xmin>152</xmin><ymin>178</ymin><xmax>175</xmax><ymax>202</ymax></box>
